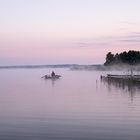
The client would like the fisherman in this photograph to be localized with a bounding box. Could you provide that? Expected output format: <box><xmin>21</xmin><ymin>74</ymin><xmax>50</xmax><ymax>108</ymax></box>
<box><xmin>51</xmin><ymin>71</ymin><xmax>55</xmax><ymax>77</ymax></box>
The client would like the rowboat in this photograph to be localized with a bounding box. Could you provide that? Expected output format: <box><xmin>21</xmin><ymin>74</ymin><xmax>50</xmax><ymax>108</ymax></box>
<box><xmin>42</xmin><ymin>75</ymin><xmax>61</xmax><ymax>79</ymax></box>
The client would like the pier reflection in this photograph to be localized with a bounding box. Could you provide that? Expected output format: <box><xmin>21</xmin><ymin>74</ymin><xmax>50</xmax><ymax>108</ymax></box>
<box><xmin>101</xmin><ymin>76</ymin><xmax>140</xmax><ymax>101</ymax></box>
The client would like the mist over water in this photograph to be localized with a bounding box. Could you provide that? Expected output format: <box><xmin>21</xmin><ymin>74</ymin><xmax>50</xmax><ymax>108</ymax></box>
<box><xmin>0</xmin><ymin>68</ymin><xmax>140</xmax><ymax>140</ymax></box>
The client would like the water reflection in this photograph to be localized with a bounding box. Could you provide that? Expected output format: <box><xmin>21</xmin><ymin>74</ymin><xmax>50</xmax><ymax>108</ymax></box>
<box><xmin>101</xmin><ymin>76</ymin><xmax>140</xmax><ymax>101</ymax></box>
<box><xmin>43</xmin><ymin>78</ymin><xmax>60</xmax><ymax>87</ymax></box>
<box><xmin>1</xmin><ymin>69</ymin><xmax>140</xmax><ymax>140</ymax></box>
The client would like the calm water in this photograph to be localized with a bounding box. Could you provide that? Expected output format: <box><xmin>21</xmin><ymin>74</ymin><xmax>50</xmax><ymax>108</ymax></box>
<box><xmin>0</xmin><ymin>68</ymin><xmax>140</xmax><ymax>140</ymax></box>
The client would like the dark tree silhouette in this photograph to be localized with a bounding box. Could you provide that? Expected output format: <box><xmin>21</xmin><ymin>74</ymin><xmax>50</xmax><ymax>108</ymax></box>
<box><xmin>104</xmin><ymin>50</ymin><xmax>140</xmax><ymax>65</ymax></box>
<box><xmin>104</xmin><ymin>52</ymin><xmax>115</xmax><ymax>65</ymax></box>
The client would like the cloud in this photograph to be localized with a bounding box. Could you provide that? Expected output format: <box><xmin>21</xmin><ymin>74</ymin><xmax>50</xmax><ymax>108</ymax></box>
<box><xmin>76</xmin><ymin>41</ymin><xmax>110</xmax><ymax>48</ymax></box>
<box><xmin>120</xmin><ymin>21</ymin><xmax>136</xmax><ymax>25</ymax></box>
<box><xmin>130</xmin><ymin>32</ymin><xmax>140</xmax><ymax>34</ymax></box>
<box><xmin>119</xmin><ymin>39</ymin><xmax>140</xmax><ymax>42</ymax></box>
<box><xmin>118</xmin><ymin>32</ymin><xmax>140</xmax><ymax>43</ymax></box>
<box><xmin>75</xmin><ymin>31</ymin><xmax>140</xmax><ymax>49</ymax></box>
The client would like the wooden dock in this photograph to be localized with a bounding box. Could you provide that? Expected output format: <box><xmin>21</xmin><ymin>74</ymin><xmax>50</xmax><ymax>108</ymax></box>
<box><xmin>101</xmin><ymin>74</ymin><xmax>140</xmax><ymax>83</ymax></box>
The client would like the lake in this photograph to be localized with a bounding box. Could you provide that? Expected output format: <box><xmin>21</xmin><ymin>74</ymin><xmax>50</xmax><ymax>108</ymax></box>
<box><xmin>0</xmin><ymin>68</ymin><xmax>140</xmax><ymax>140</ymax></box>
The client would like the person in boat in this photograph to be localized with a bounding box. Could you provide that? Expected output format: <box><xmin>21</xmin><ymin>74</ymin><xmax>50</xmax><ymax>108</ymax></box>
<box><xmin>51</xmin><ymin>71</ymin><xmax>55</xmax><ymax>77</ymax></box>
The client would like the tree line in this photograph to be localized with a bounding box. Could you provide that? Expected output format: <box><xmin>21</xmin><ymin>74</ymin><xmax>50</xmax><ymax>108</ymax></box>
<box><xmin>104</xmin><ymin>50</ymin><xmax>140</xmax><ymax>65</ymax></box>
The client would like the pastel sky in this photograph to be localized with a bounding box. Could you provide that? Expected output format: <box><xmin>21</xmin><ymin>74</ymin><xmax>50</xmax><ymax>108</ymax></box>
<box><xmin>0</xmin><ymin>0</ymin><xmax>140</xmax><ymax>65</ymax></box>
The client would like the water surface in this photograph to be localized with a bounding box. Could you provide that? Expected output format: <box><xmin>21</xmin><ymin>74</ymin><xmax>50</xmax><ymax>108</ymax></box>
<box><xmin>0</xmin><ymin>68</ymin><xmax>140</xmax><ymax>140</ymax></box>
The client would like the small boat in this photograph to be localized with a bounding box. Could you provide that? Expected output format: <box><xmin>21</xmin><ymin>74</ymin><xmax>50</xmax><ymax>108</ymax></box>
<box><xmin>42</xmin><ymin>75</ymin><xmax>61</xmax><ymax>79</ymax></box>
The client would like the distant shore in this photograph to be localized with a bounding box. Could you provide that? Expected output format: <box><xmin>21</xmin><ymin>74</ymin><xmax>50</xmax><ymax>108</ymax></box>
<box><xmin>0</xmin><ymin>64</ymin><xmax>140</xmax><ymax>71</ymax></box>
<box><xmin>0</xmin><ymin>64</ymin><xmax>75</xmax><ymax>69</ymax></box>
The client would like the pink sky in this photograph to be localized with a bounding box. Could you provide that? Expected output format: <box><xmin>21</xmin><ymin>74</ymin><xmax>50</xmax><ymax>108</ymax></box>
<box><xmin>0</xmin><ymin>0</ymin><xmax>140</xmax><ymax>65</ymax></box>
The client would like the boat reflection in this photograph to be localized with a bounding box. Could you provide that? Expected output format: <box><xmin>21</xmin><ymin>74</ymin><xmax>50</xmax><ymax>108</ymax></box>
<box><xmin>47</xmin><ymin>78</ymin><xmax>60</xmax><ymax>87</ymax></box>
